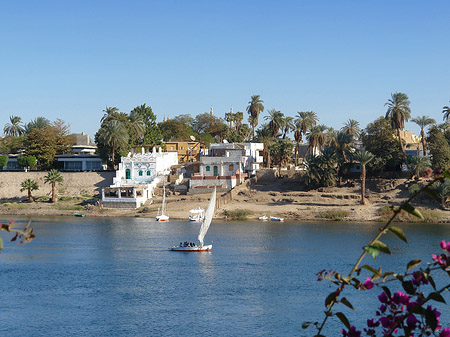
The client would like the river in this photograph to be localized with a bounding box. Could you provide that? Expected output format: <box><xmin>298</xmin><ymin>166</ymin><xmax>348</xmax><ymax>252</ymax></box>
<box><xmin>0</xmin><ymin>216</ymin><xmax>449</xmax><ymax>336</ymax></box>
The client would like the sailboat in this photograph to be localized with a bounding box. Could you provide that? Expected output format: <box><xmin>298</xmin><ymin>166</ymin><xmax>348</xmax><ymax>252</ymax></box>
<box><xmin>156</xmin><ymin>179</ymin><xmax>169</xmax><ymax>222</ymax></box>
<box><xmin>169</xmin><ymin>188</ymin><xmax>216</xmax><ymax>251</ymax></box>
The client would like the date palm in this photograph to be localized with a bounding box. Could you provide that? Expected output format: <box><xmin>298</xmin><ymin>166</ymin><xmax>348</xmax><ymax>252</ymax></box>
<box><xmin>246</xmin><ymin>95</ymin><xmax>264</xmax><ymax>139</ymax></box>
<box><xmin>409</xmin><ymin>155</ymin><xmax>431</xmax><ymax>179</ymax></box>
<box><xmin>44</xmin><ymin>169</ymin><xmax>64</xmax><ymax>203</ymax></box>
<box><xmin>234</xmin><ymin>111</ymin><xmax>244</xmax><ymax>133</ymax></box>
<box><xmin>443</xmin><ymin>102</ymin><xmax>450</xmax><ymax>123</ymax></box>
<box><xmin>3</xmin><ymin>116</ymin><xmax>24</xmax><ymax>137</ymax></box>
<box><xmin>411</xmin><ymin>115</ymin><xmax>436</xmax><ymax>156</ymax></box>
<box><xmin>306</xmin><ymin>125</ymin><xmax>328</xmax><ymax>156</ymax></box>
<box><xmin>128</xmin><ymin>110</ymin><xmax>145</xmax><ymax>145</ymax></box>
<box><xmin>20</xmin><ymin>179</ymin><xmax>39</xmax><ymax>202</ymax></box>
<box><xmin>281</xmin><ymin>116</ymin><xmax>294</xmax><ymax>139</ymax></box>
<box><xmin>101</xmin><ymin>106</ymin><xmax>119</xmax><ymax>123</ymax></box>
<box><xmin>224</xmin><ymin>110</ymin><xmax>234</xmax><ymax>128</ymax></box>
<box><xmin>255</xmin><ymin>124</ymin><xmax>274</xmax><ymax>168</ymax></box>
<box><xmin>341</xmin><ymin>119</ymin><xmax>361</xmax><ymax>141</ymax></box>
<box><xmin>97</xmin><ymin>119</ymin><xmax>129</xmax><ymax>168</ymax></box>
<box><xmin>295</xmin><ymin>111</ymin><xmax>319</xmax><ymax>162</ymax></box>
<box><xmin>353</xmin><ymin>150</ymin><xmax>375</xmax><ymax>205</ymax></box>
<box><xmin>24</xmin><ymin>117</ymin><xmax>50</xmax><ymax>134</ymax></box>
<box><xmin>385</xmin><ymin>92</ymin><xmax>412</xmax><ymax>174</ymax></box>
<box><xmin>264</xmin><ymin>109</ymin><xmax>284</xmax><ymax>137</ymax></box>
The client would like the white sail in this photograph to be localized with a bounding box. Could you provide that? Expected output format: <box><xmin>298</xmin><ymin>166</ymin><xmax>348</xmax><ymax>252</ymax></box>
<box><xmin>198</xmin><ymin>188</ymin><xmax>216</xmax><ymax>246</ymax></box>
<box><xmin>161</xmin><ymin>180</ymin><xmax>166</xmax><ymax>215</ymax></box>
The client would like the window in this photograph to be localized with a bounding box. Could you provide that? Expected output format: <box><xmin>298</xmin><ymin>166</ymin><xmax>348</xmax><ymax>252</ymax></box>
<box><xmin>139</xmin><ymin>171</ymin><xmax>143</xmax><ymax>176</ymax></box>
<box><xmin>229</xmin><ymin>164</ymin><xmax>234</xmax><ymax>171</ymax></box>
<box><xmin>170</xmin><ymin>146</ymin><xmax>174</xmax><ymax>150</ymax></box>
<box><xmin>125</xmin><ymin>169</ymin><xmax>131</xmax><ymax>179</ymax></box>
<box><xmin>180</xmin><ymin>146</ymin><xmax>184</xmax><ymax>150</ymax></box>
<box><xmin>206</xmin><ymin>166</ymin><xmax>210</xmax><ymax>172</ymax></box>
<box><xmin>147</xmin><ymin>170</ymin><xmax>151</xmax><ymax>176</ymax></box>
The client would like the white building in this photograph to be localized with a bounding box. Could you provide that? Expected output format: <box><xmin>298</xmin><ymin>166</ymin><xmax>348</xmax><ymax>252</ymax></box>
<box><xmin>101</xmin><ymin>147</ymin><xmax>178</xmax><ymax>208</ymax></box>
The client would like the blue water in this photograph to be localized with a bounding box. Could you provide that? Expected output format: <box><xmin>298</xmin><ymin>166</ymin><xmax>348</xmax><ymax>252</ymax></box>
<box><xmin>0</xmin><ymin>217</ymin><xmax>449</xmax><ymax>336</ymax></box>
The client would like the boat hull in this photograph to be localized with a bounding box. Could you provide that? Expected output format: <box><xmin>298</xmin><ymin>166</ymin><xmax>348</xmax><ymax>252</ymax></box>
<box><xmin>156</xmin><ymin>215</ymin><xmax>169</xmax><ymax>221</ymax></box>
<box><xmin>169</xmin><ymin>244</ymin><xmax>212</xmax><ymax>252</ymax></box>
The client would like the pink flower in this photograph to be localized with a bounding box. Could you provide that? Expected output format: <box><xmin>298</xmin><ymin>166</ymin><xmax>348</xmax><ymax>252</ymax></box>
<box><xmin>341</xmin><ymin>326</ymin><xmax>361</xmax><ymax>337</ymax></box>
<box><xmin>440</xmin><ymin>240</ymin><xmax>448</xmax><ymax>250</ymax></box>
<box><xmin>406</xmin><ymin>314</ymin><xmax>418</xmax><ymax>329</ymax></box>
<box><xmin>364</xmin><ymin>276</ymin><xmax>374</xmax><ymax>290</ymax></box>
<box><xmin>440</xmin><ymin>328</ymin><xmax>450</xmax><ymax>337</ymax></box>
<box><xmin>378</xmin><ymin>292</ymin><xmax>389</xmax><ymax>304</ymax></box>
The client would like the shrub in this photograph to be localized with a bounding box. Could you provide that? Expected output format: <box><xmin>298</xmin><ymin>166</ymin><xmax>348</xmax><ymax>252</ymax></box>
<box><xmin>377</xmin><ymin>205</ymin><xmax>442</xmax><ymax>223</ymax></box>
<box><xmin>0</xmin><ymin>155</ymin><xmax>8</xmax><ymax>168</ymax></box>
<box><xmin>317</xmin><ymin>210</ymin><xmax>350</xmax><ymax>220</ymax></box>
<box><xmin>223</xmin><ymin>209</ymin><xmax>253</xmax><ymax>220</ymax></box>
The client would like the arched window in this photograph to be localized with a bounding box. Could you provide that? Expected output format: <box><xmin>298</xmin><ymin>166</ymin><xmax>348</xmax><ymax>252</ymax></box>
<box><xmin>125</xmin><ymin>169</ymin><xmax>131</xmax><ymax>179</ymax></box>
<box><xmin>139</xmin><ymin>171</ymin><xmax>143</xmax><ymax>176</ymax></box>
<box><xmin>147</xmin><ymin>170</ymin><xmax>151</xmax><ymax>176</ymax></box>
<box><xmin>206</xmin><ymin>166</ymin><xmax>210</xmax><ymax>172</ymax></box>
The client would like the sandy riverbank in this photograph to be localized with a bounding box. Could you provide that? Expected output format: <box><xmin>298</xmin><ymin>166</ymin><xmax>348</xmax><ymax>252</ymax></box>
<box><xmin>1</xmin><ymin>176</ymin><xmax>449</xmax><ymax>223</ymax></box>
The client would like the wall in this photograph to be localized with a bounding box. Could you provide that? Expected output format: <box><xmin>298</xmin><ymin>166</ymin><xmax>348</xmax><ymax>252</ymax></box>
<box><xmin>0</xmin><ymin>172</ymin><xmax>115</xmax><ymax>199</ymax></box>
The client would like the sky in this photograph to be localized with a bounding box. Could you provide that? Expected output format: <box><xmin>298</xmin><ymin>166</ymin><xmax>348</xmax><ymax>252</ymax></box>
<box><xmin>1</xmin><ymin>0</ymin><xmax>449</xmax><ymax>140</ymax></box>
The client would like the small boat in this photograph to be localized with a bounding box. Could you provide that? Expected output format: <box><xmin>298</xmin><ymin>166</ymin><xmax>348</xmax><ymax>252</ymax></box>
<box><xmin>189</xmin><ymin>207</ymin><xmax>205</xmax><ymax>222</ymax></box>
<box><xmin>169</xmin><ymin>188</ymin><xmax>216</xmax><ymax>252</ymax></box>
<box><xmin>270</xmin><ymin>216</ymin><xmax>284</xmax><ymax>222</ymax></box>
<box><xmin>258</xmin><ymin>215</ymin><xmax>268</xmax><ymax>221</ymax></box>
<box><xmin>74</xmin><ymin>213</ymin><xmax>85</xmax><ymax>217</ymax></box>
<box><xmin>156</xmin><ymin>179</ymin><xmax>169</xmax><ymax>222</ymax></box>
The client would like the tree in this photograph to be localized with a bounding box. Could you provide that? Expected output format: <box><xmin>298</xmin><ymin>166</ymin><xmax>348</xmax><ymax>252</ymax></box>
<box><xmin>0</xmin><ymin>155</ymin><xmax>8</xmax><ymax>169</ymax></box>
<box><xmin>128</xmin><ymin>110</ymin><xmax>145</xmax><ymax>145</ymax></box>
<box><xmin>0</xmin><ymin>135</ymin><xmax>25</xmax><ymax>154</ymax></box>
<box><xmin>352</xmin><ymin>150</ymin><xmax>375</xmax><ymax>205</ymax></box>
<box><xmin>409</xmin><ymin>155</ymin><xmax>431</xmax><ymax>179</ymax></box>
<box><xmin>246</xmin><ymin>95</ymin><xmax>264</xmax><ymax>139</ymax></box>
<box><xmin>303</xmin><ymin>148</ymin><xmax>338</xmax><ymax>189</ymax></box>
<box><xmin>17</xmin><ymin>155</ymin><xmax>36</xmax><ymax>171</ymax></box>
<box><xmin>192</xmin><ymin>113</ymin><xmax>227</xmax><ymax>141</ymax></box>
<box><xmin>443</xmin><ymin>101</ymin><xmax>450</xmax><ymax>123</ymax></box>
<box><xmin>264</xmin><ymin>109</ymin><xmax>284</xmax><ymax>137</ymax></box>
<box><xmin>101</xmin><ymin>106</ymin><xmax>119</xmax><ymax>123</ymax></box>
<box><xmin>44</xmin><ymin>169</ymin><xmax>63</xmax><ymax>203</ymax></box>
<box><xmin>158</xmin><ymin>118</ymin><xmax>195</xmax><ymax>141</ymax></box>
<box><xmin>269</xmin><ymin>138</ymin><xmax>294</xmax><ymax>174</ymax></box>
<box><xmin>24</xmin><ymin>126</ymin><xmax>60</xmax><ymax>169</ymax></box>
<box><xmin>3</xmin><ymin>116</ymin><xmax>24</xmax><ymax>137</ymax></box>
<box><xmin>361</xmin><ymin>116</ymin><xmax>403</xmax><ymax>174</ymax></box>
<box><xmin>20</xmin><ymin>179</ymin><xmax>39</xmax><ymax>202</ymax></box>
<box><xmin>281</xmin><ymin>115</ymin><xmax>294</xmax><ymax>139</ymax></box>
<box><xmin>306</xmin><ymin>125</ymin><xmax>328</xmax><ymax>156</ymax></box>
<box><xmin>385</xmin><ymin>92</ymin><xmax>412</xmax><ymax>174</ymax></box>
<box><xmin>234</xmin><ymin>111</ymin><xmax>244</xmax><ymax>134</ymax></box>
<box><xmin>427</xmin><ymin>125</ymin><xmax>450</xmax><ymax>170</ymax></box>
<box><xmin>294</xmin><ymin>111</ymin><xmax>319</xmax><ymax>165</ymax></box>
<box><xmin>341</xmin><ymin>119</ymin><xmax>361</xmax><ymax>141</ymax></box>
<box><xmin>96</xmin><ymin>119</ymin><xmax>129</xmax><ymax>169</ymax></box>
<box><xmin>131</xmin><ymin>104</ymin><xmax>162</xmax><ymax>146</ymax></box>
<box><xmin>255</xmin><ymin>124</ymin><xmax>275</xmax><ymax>168</ymax></box>
<box><xmin>411</xmin><ymin>115</ymin><xmax>436</xmax><ymax>156</ymax></box>
<box><xmin>24</xmin><ymin>117</ymin><xmax>51</xmax><ymax>134</ymax></box>
<box><xmin>224</xmin><ymin>110</ymin><xmax>235</xmax><ymax>128</ymax></box>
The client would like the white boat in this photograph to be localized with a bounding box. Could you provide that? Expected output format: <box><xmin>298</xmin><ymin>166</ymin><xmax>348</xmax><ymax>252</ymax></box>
<box><xmin>258</xmin><ymin>215</ymin><xmax>268</xmax><ymax>221</ymax></box>
<box><xmin>156</xmin><ymin>179</ymin><xmax>169</xmax><ymax>222</ymax></box>
<box><xmin>169</xmin><ymin>188</ymin><xmax>216</xmax><ymax>252</ymax></box>
<box><xmin>189</xmin><ymin>207</ymin><xmax>205</xmax><ymax>222</ymax></box>
<box><xmin>270</xmin><ymin>216</ymin><xmax>284</xmax><ymax>222</ymax></box>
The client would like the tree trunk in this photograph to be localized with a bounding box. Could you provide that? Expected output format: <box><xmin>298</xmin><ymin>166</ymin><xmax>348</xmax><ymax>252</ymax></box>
<box><xmin>361</xmin><ymin>165</ymin><xmax>366</xmax><ymax>205</ymax></box>
<box><xmin>28</xmin><ymin>189</ymin><xmax>33</xmax><ymax>202</ymax></box>
<box><xmin>295</xmin><ymin>142</ymin><xmax>299</xmax><ymax>166</ymax></box>
<box><xmin>421</xmin><ymin>129</ymin><xmax>426</xmax><ymax>156</ymax></box>
<box><xmin>51</xmin><ymin>182</ymin><xmax>56</xmax><ymax>203</ymax></box>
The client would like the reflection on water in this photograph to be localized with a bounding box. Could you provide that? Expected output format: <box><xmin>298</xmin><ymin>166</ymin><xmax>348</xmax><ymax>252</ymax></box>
<box><xmin>0</xmin><ymin>216</ymin><xmax>449</xmax><ymax>336</ymax></box>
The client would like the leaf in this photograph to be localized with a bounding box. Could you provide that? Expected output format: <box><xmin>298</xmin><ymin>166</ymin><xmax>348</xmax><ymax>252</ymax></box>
<box><xmin>340</xmin><ymin>297</ymin><xmax>354</xmax><ymax>310</ymax></box>
<box><xmin>428</xmin><ymin>292</ymin><xmax>446</xmax><ymax>304</ymax></box>
<box><xmin>301</xmin><ymin>321</ymin><xmax>316</xmax><ymax>330</ymax></box>
<box><xmin>0</xmin><ymin>237</ymin><xmax>3</xmax><ymax>250</ymax></box>
<box><xmin>423</xmin><ymin>187</ymin><xmax>441</xmax><ymax>203</ymax></box>
<box><xmin>362</xmin><ymin>264</ymin><xmax>381</xmax><ymax>277</ymax></box>
<box><xmin>325</xmin><ymin>291</ymin><xmax>337</xmax><ymax>308</ymax></box>
<box><xmin>381</xmin><ymin>286</ymin><xmax>392</xmax><ymax>299</ymax></box>
<box><xmin>406</xmin><ymin>259</ymin><xmax>422</xmax><ymax>271</ymax></box>
<box><xmin>427</xmin><ymin>275</ymin><xmax>436</xmax><ymax>290</ymax></box>
<box><xmin>425</xmin><ymin>307</ymin><xmax>438</xmax><ymax>330</ymax></box>
<box><xmin>372</xmin><ymin>240</ymin><xmax>391</xmax><ymax>255</ymax></box>
<box><xmin>335</xmin><ymin>312</ymin><xmax>350</xmax><ymax>329</ymax></box>
<box><xmin>402</xmin><ymin>281</ymin><xmax>415</xmax><ymax>295</ymax></box>
<box><xmin>402</xmin><ymin>203</ymin><xmax>424</xmax><ymax>219</ymax></box>
<box><xmin>443</xmin><ymin>171</ymin><xmax>450</xmax><ymax>179</ymax></box>
<box><xmin>389</xmin><ymin>226</ymin><xmax>407</xmax><ymax>243</ymax></box>
<box><xmin>365</xmin><ymin>245</ymin><xmax>380</xmax><ymax>260</ymax></box>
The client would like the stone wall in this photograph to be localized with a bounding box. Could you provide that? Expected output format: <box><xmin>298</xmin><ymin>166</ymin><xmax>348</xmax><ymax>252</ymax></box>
<box><xmin>0</xmin><ymin>171</ymin><xmax>115</xmax><ymax>199</ymax></box>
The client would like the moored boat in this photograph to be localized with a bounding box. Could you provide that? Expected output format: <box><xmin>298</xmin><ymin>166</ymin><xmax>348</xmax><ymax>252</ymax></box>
<box><xmin>258</xmin><ymin>215</ymin><xmax>268</xmax><ymax>221</ymax></box>
<box><xmin>270</xmin><ymin>216</ymin><xmax>284</xmax><ymax>222</ymax></box>
<box><xmin>188</xmin><ymin>207</ymin><xmax>205</xmax><ymax>222</ymax></box>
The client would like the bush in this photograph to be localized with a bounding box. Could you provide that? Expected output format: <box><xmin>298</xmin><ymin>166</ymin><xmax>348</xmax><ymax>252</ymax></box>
<box><xmin>377</xmin><ymin>205</ymin><xmax>442</xmax><ymax>222</ymax></box>
<box><xmin>0</xmin><ymin>155</ymin><xmax>8</xmax><ymax>168</ymax></box>
<box><xmin>17</xmin><ymin>155</ymin><xmax>36</xmax><ymax>169</ymax></box>
<box><xmin>223</xmin><ymin>209</ymin><xmax>253</xmax><ymax>220</ymax></box>
<box><xmin>317</xmin><ymin>210</ymin><xmax>350</xmax><ymax>220</ymax></box>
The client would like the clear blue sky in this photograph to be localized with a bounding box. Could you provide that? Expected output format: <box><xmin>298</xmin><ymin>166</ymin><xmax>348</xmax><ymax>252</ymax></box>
<box><xmin>1</xmin><ymin>0</ymin><xmax>449</xmax><ymax>139</ymax></box>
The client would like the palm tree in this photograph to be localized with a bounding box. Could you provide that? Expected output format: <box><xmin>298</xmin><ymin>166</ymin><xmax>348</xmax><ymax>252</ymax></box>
<box><xmin>234</xmin><ymin>111</ymin><xmax>244</xmax><ymax>133</ymax></box>
<box><xmin>281</xmin><ymin>116</ymin><xmax>295</xmax><ymax>139</ymax></box>
<box><xmin>255</xmin><ymin>124</ymin><xmax>274</xmax><ymax>168</ymax></box>
<box><xmin>385</xmin><ymin>92</ymin><xmax>412</xmax><ymax>174</ymax></box>
<box><xmin>24</xmin><ymin>117</ymin><xmax>50</xmax><ymax>134</ymax></box>
<box><xmin>128</xmin><ymin>110</ymin><xmax>145</xmax><ymax>145</ymax></box>
<box><xmin>101</xmin><ymin>106</ymin><xmax>119</xmax><ymax>123</ymax></box>
<box><xmin>353</xmin><ymin>150</ymin><xmax>375</xmax><ymax>205</ymax></box>
<box><xmin>246</xmin><ymin>95</ymin><xmax>264</xmax><ymax>139</ymax></box>
<box><xmin>264</xmin><ymin>109</ymin><xmax>284</xmax><ymax>137</ymax></box>
<box><xmin>341</xmin><ymin>119</ymin><xmax>361</xmax><ymax>141</ymax></box>
<box><xmin>409</xmin><ymin>156</ymin><xmax>431</xmax><ymax>179</ymax></box>
<box><xmin>3</xmin><ymin>116</ymin><xmax>24</xmax><ymax>137</ymax></box>
<box><xmin>20</xmin><ymin>179</ymin><xmax>39</xmax><ymax>202</ymax></box>
<box><xmin>443</xmin><ymin>101</ymin><xmax>450</xmax><ymax>123</ymax></box>
<box><xmin>97</xmin><ymin>119</ymin><xmax>129</xmax><ymax>168</ymax></box>
<box><xmin>224</xmin><ymin>110</ymin><xmax>234</xmax><ymax>128</ymax></box>
<box><xmin>411</xmin><ymin>115</ymin><xmax>436</xmax><ymax>156</ymax></box>
<box><xmin>294</xmin><ymin>111</ymin><xmax>319</xmax><ymax>163</ymax></box>
<box><xmin>306</xmin><ymin>125</ymin><xmax>328</xmax><ymax>156</ymax></box>
<box><xmin>44</xmin><ymin>169</ymin><xmax>64</xmax><ymax>203</ymax></box>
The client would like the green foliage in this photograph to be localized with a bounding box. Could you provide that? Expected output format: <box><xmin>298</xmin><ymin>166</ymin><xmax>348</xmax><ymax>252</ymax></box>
<box><xmin>0</xmin><ymin>135</ymin><xmax>26</xmax><ymax>154</ymax></box>
<box><xmin>361</xmin><ymin>116</ymin><xmax>403</xmax><ymax>173</ymax></box>
<box><xmin>317</xmin><ymin>210</ymin><xmax>350</xmax><ymax>220</ymax></box>
<box><xmin>44</xmin><ymin>169</ymin><xmax>64</xmax><ymax>202</ymax></box>
<box><xmin>246</xmin><ymin>95</ymin><xmax>265</xmax><ymax>138</ymax></box>
<box><xmin>95</xmin><ymin>117</ymin><xmax>129</xmax><ymax>169</ymax></box>
<box><xmin>269</xmin><ymin>138</ymin><xmax>294</xmax><ymax>168</ymax></box>
<box><xmin>427</xmin><ymin>125</ymin><xmax>450</xmax><ymax>170</ymax></box>
<box><xmin>377</xmin><ymin>205</ymin><xmax>442</xmax><ymax>222</ymax></box>
<box><xmin>192</xmin><ymin>113</ymin><xmax>228</xmax><ymax>141</ymax></box>
<box><xmin>17</xmin><ymin>155</ymin><xmax>37</xmax><ymax>169</ymax></box>
<box><xmin>131</xmin><ymin>104</ymin><xmax>162</xmax><ymax>146</ymax></box>
<box><xmin>56</xmin><ymin>204</ymin><xmax>84</xmax><ymax>211</ymax></box>
<box><xmin>3</xmin><ymin>116</ymin><xmax>25</xmax><ymax>137</ymax></box>
<box><xmin>223</xmin><ymin>209</ymin><xmax>253</xmax><ymax>220</ymax></box>
<box><xmin>303</xmin><ymin>149</ymin><xmax>338</xmax><ymax>189</ymax></box>
<box><xmin>409</xmin><ymin>155</ymin><xmax>431</xmax><ymax>178</ymax></box>
<box><xmin>0</xmin><ymin>155</ymin><xmax>8</xmax><ymax>168</ymax></box>
<box><xmin>159</xmin><ymin>118</ymin><xmax>195</xmax><ymax>141</ymax></box>
<box><xmin>20</xmin><ymin>178</ymin><xmax>39</xmax><ymax>201</ymax></box>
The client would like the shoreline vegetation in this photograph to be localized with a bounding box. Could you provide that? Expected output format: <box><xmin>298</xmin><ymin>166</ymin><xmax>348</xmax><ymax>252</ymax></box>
<box><xmin>0</xmin><ymin>174</ymin><xmax>448</xmax><ymax>223</ymax></box>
